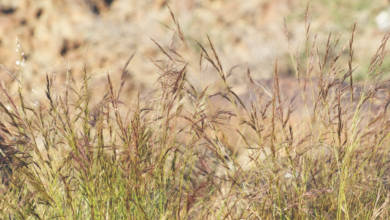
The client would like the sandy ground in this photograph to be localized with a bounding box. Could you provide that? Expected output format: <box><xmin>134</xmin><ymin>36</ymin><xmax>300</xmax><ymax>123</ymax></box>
<box><xmin>0</xmin><ymin>0</ymin><xmax>388</xmax><ymax>103</ymax></box>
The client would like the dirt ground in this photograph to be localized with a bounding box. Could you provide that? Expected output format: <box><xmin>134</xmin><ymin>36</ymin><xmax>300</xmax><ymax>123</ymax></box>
<box><xmin>0</xmin><ymin>0</ymin><xmax>388</xmax><ymax>104</ymax></box>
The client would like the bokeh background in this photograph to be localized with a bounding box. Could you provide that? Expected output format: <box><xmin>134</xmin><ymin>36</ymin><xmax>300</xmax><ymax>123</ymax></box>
<box><xmin>0</xmin><ymin>0</ymin><xmax>389</xmax><ymax>103</ymax></box>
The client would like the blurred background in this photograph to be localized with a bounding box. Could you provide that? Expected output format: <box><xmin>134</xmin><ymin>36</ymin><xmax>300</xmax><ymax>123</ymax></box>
<box><xmin>0</xmin><ymin>0</ymin><xmax>389</xmax><ymax>103</ymax></box>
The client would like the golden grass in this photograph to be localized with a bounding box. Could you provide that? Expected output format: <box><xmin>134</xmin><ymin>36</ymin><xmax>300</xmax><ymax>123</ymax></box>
<box><xmin>1</xmin><ymin>6</ymin><xmax>390</xmax><ymax>219</ymax></box>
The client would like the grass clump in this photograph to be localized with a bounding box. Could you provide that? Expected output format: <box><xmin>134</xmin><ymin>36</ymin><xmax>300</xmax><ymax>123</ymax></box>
<box><xmin>1</xmin><ymin>10</ymin><xmax>390</xmax><ymax>220</ymax></box>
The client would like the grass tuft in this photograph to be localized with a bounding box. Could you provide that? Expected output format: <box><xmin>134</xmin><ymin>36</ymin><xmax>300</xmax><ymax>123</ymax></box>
<box><xmin>1</xmin><ymin>9</ymin><xmax>390</xmax><ymax>219</ymax></box>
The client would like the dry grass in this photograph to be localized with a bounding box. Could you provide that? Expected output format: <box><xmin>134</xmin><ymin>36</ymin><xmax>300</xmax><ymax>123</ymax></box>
<box><xmin>0</xmin><ymin>0</ymin><xmax>388</xmax><ymax>94</ymax></box>
<box><xmin>1</xmin><ymin>4</ymin><xmax>390</xmax><ymax>220</ymax></box>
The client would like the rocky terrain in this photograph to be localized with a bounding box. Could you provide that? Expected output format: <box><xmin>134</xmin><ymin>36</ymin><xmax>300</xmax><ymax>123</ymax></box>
<box><xmin>0</xmin><ymin>0</ymin><xmax>388</xmax><ymax>103</ymax></box>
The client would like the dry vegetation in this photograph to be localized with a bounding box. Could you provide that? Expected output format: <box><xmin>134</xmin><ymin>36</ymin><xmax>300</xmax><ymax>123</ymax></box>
<box><xmin>1</xmin><ymin>1</ymin><xmax>390</xmax><ymax>219</ymax></box>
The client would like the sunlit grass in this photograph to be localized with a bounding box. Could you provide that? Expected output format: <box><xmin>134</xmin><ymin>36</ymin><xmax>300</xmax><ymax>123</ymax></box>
<box><xmin>1</xmin><ymin>7</ymin><xmax>390</xmax><ymax>219</ymax></box>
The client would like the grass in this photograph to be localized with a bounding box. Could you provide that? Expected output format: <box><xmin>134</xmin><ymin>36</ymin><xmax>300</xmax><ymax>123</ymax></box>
<box><xmin>1</xmin><ymin>7</ymin><xmax>390</xmax><ymax>220</ymax></box>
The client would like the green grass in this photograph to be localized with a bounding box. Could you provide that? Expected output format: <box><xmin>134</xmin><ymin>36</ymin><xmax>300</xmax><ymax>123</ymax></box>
<box><xmin>1</xmin><ymin>8</ymin><xmax>390</xmax><ymax>220</ymax></box>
